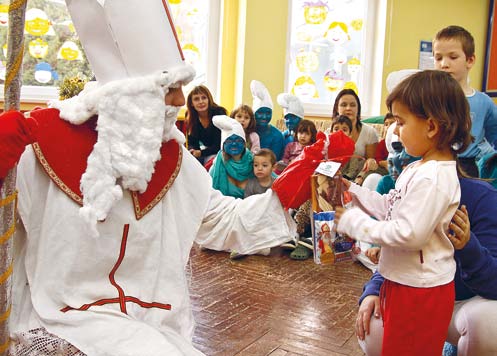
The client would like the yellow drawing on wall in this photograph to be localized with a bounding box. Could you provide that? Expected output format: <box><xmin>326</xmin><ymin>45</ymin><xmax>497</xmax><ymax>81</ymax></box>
<box><xmin>57</xmin><ymin>40</ymin><xmax>83</xmax><ymax>61</ymax></box>
<box><xmin>0</xmin><ymin>4</ymin><xmax>8</xmax><ymax>27</ymax></box>
<box><xmin>292</xmin><ymin>75</ymin><xmax>319</xmax><ymax>99</ymax></box>
<box><xmin>325</xmin><ymin>22</ymin><xmax>350</xmax><ymax>45</ymax></box>
<box><xmin>350</xmin><ymin>19</ymin><xmax>363</xmax><ymax>31</ymax></box>
<box><xmin>25</xmin><ymin>8</ymin><xmax>55</xmax><ymax>36</ymax></box>
<box><xmin>296</xmin><ymin>48</ymin><xmax>320</xmax><ymax>72</ymax></box>
<box><xmin>303</xmin><ymin>1</ymin><xmax>329</xmax><ymax>25</ymax></box>
<box><xmin>182</xmin><ymin>43</ymin><xmax>200</xmax><ymax>67</ymax></box>
<box><xmin>324</xmin><ymin>69</ymin><xmax>344</xmax><ymax>92</ymax></box>
<box><xmin>29</xmin><ymin>38</ymin><xmax>49</xmax><ymax>59</ymax></box>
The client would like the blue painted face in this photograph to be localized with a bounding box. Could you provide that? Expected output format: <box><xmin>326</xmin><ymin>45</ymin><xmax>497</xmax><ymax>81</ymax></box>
<box><xmin>223</xmin><ymin>134</ymin><xmax>245</xmax><ymax>156</ymax></box>
<box><xmin>284</xmin><ymin>113</ymin><xmax>301</xmax><ymax>132</ymax></box>
<box><xmin>255</xmin><ymin>107</ymin><xmax>272</xmax><ymax>128</ymax></box>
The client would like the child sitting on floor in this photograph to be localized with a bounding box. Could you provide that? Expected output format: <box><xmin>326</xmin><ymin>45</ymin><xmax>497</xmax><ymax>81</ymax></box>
<box><xmin>244</xmin><ymin>148</ymin><xmax>277</xmax><ymax>198</ymax></box>
<box><xmin>230</xmin><ymin>104</ymin><xmax>261</xmax><ymax>154</ymax></box>
<box><xmin>210</xmin><ymin>115</ymin><xmax>254</xmax><ymax>199</ymax></box>
<box><xmin>276</xmin><ymin>119</ymin><xmax>317</xmax><ymax>174</ymax></box>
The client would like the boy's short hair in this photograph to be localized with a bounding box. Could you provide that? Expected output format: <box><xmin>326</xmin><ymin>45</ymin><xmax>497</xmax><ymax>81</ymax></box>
<box><xmin>383</xmin><ymin>112</ymin><xmax>394</xmax><ymax>122</ymax></box>
<box><xmin>386</xmin><ymin>70</ymin><xmax>473</xmax><ymax>155</ymax></box>
<box><xmin>254</xmin><ymin>148</ymin><xmax>277</xmax><ymax>165</ymax></box>
<box><xmin>434</xmin><ymin>25</ymin><xmax>475</xmax><ymax>59</ymax></box>
<box><xmin>331</xmin><ymin>115</ymin><xmax>353</xmax><ymax>132</ymax></box>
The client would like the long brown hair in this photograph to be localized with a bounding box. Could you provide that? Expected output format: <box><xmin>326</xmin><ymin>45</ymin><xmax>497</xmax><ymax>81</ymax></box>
<box><xmin>185</xmin><ymin>85</ymin><xmax>226</xmax><ymax>136</ymax></box>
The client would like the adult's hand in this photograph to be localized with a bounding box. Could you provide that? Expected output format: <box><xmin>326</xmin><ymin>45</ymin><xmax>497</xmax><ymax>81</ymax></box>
<box><xmin>448</xmin><ymin>205</ymin><xmax>470</xmax><ymax>250</ymax></box>
<box><xmin>189</xmin><ymin>149</ymin><xmax>201</xmax><ymax>158</ymax></box>
<box><xmin>0</xmin><ymin>111</ymin><xmax>38</xmax><ymax>179</ymax></box>
<box><xmin>356</xmin><ymin>295</ymin><xmax>381</xmax><ymax>340</ymax></box>
<box><xmin>365</xmin><ymin>247</ymin><xmax>381</xmax><ymax>264</ymax></box>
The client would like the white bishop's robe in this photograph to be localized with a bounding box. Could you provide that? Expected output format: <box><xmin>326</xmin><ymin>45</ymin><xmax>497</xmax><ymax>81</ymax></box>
<box><xmin>10</xmin><ymin>143</ymin><xmax>295</xmax><ymax>356</ymax></box>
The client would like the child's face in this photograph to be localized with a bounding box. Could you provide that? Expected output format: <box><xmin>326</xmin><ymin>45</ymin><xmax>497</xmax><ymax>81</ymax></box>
<box><xmin>297</xmin><ymin>130</ymin><xmax>312</xmax><ymax>146</ymax></box>
<box><xmin>332</xmin><ymin>123</ymin><xmax>351</xmax><ymax>136</ymax></box>
<box><xmin>433</xmin><ymin>39</ymin><xmax>475</xmax><ymax>86</ymax></box>
<box><xmin>234</xmin><ymin>110</ymin><xmax>251</xmax><ymax>129</ymax></box>
<box><xmin>391</xmin><ymin>101</ymin><xmax>431</xmax><ymax>158</ymax></box>
<box><xmin>253</xmin><ymin>156</ymin><xmax>273</xmax><ymax>180</ymax></box>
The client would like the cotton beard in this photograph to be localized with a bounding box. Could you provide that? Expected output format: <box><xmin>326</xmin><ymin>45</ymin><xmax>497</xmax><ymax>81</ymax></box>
<box><xmin>50</xmin><ymin>68</ymin><xmax>194</xmax><ymax>237</ymax></box>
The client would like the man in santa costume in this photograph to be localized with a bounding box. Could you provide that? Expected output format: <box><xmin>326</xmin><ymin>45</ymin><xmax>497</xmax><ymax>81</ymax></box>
<box><xmin>0</xmin><ymin>1</ymin><xmax>299</xmax><ymax>355</ymax></box>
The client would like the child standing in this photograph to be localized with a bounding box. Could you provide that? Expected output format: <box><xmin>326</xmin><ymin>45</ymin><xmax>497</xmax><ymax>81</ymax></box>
<box><xmin>230</xmin><ymin>104</ymin><xmax>261</xmax><ymax>154</ymax></box>
<box><xmin>244</xmin><ymin>149</ymin><xmax>277</xmax><ymax>198</ymax></box>
<box><xmin>210</xmin><ymin>115</ymin><xmax>254</xmax><ymax>199</ymax></box>
<box><xmin>334</xmin><ymin>70</ymin><xmax>473</xmax><ymax>355</ymax></box>
<box><xmin>433</xmin><ymin>25</ymin><xmax>497</xmax><ymax>177</ymax></box>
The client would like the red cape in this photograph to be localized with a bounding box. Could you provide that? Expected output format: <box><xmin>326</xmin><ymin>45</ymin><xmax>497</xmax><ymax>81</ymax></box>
<box><xmin>29</xmin><ymin>108</ymin><xmax>182</xmax><ymax>220</ymax></box>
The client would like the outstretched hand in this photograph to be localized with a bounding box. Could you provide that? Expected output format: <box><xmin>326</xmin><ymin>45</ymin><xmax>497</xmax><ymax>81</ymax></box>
<box><xmin>0</xmin><ymin>111</ymin><xmax>38</xmax><ymax>180</ymax></box>
<box><xmin>356</xmin><ymin>295</ymin><xmax>381</xmax><ymax>340</ymax></box>
<box><xmin>448</xmin><ymin>205</ymin><xmax>470</xmax><ymax>250</ymax></box>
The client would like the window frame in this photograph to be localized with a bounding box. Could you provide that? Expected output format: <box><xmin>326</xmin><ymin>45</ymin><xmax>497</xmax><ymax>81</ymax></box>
<box><xmin>284</xmin><ymin>0</ymin><xmax>386</xmax><ymax>118</ymax></box>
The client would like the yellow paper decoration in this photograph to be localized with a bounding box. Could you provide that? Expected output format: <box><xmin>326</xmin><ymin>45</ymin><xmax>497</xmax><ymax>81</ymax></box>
<box><xmin>25</xmin><ymin>8</ymin><xmax>51</xmax><ymax>36</ymax></box>
<box><xmin>28</xmin><ymin>38</ymin><xmax>48</xmax><ymax>59</ymax></box>
<box><xmin>296</xmin><ymin>48</ymin><xmax>319</xmax><ymax>72</ymax></box>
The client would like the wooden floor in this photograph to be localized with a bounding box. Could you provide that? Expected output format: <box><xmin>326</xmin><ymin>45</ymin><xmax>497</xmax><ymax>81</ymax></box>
<box><xmin>189</xmin><ymin>245</ymin><xmax>372</xmax><ymax>356</ymax></box>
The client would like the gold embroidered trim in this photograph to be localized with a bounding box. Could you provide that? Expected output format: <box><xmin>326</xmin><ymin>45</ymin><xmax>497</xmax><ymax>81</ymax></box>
<box><xmin>132</xmin><ymin>147</ymin><xmax>183</xmax><ymax>220</ymax></box>
<box><xmin>0</xmin><ymin>221</ymin><xmax>15</xmax><ymax>245</ymax></box>
<box><xmin>0</xmin><ymin>337</ymin><xmax>10</xmax><ymax>353</ymax></box>
<box><xmin>32</xmin><ymin>142</ymin><xmax>83</xmax><ymax>206</ymax></box>
<box><xmin>0</xmin><ymin>190</ymin><xmax>17</xmax><ymax>207</ymax></box>
<box><xmin>0</xmin><ymin>305</ymin><xmax>11</xmax><ymax>323</ymax></box>
<box><xmin>0</xmin><ymin>262</ymin><xmax>13</xmax><ymax>285</ymax></box>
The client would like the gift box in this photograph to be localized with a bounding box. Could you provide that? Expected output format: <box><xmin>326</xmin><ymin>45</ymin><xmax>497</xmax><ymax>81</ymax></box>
<box><xmin>310</xmin><ymin>172</ymin><xmax>354</xmax><ymax>264</ymax></box>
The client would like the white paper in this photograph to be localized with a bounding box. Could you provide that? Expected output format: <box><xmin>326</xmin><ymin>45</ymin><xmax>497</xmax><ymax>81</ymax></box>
<box><xmin>315</xmin><ymin>161</ymin><xmax>341</xmax><ymax>177</ymax></box>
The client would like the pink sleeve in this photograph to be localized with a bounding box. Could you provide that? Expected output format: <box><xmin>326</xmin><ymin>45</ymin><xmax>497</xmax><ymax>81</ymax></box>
<box><xmin>249</xmin><ymin>132</ymin><xmax>261</xmax><ymax>154</ymax></box>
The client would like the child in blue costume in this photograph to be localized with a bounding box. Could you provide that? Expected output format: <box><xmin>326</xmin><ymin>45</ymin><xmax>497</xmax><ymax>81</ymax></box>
<box><xmin>251</xmin><ymin>80</ymin><xmax>285</xmax><ymax>160</ymax></box>
<box><xmin>433</xmin><ymin>26</ymin><xmax>497</xmax><ymax>177</ymax></box>
<box><xmin>277</xmin><ymin>93</ymin><xmax>305</xmax><ymax>146</ymax></box>
<box><xmin>478</xmin><ymin>152</ymin><xmax>497</xmax><ymax>189</ymax></box>
<box><xmin>210</xmin><ymin>115</ymin><xmax>254</xmax><ymax>199</ymax></box>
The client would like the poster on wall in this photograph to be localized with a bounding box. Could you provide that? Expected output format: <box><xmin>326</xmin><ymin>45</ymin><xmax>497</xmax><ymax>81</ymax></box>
<box><xmin>418</xmin><ymin>40</ymin><xmax>434</xmax><ymax>70</ymax></box>
<box><xmin>286</xmin><ymin>0</ymin><xmax>368</xmax><ymax>109</ymax></box>
<box><xmin>483</xmin><ymin>0</ymin><xmax>496</xmax><ymax>97</ymax></box>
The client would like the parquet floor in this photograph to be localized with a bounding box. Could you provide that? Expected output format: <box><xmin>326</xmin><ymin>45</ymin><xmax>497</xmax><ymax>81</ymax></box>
<box><xmin>189</xmin><ymin>245</ymin><xmax>371</xmax><ymax>356</ymax></box>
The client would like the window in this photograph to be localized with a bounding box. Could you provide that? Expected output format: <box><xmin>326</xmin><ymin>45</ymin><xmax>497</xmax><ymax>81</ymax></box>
<box><xmin>0</xmin><ymin>0</ymin><xmax>220</xmax><ymax>103</ymax></box>
<box><xmin>285</xmin><ymin>0</ymin><xmax>386</xmax><ymax>117</ymax></box>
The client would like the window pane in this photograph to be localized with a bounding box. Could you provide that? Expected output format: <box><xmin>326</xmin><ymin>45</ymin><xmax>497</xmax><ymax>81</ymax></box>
<box><xmin>0</xmin><ymin>0</ymin><xmax>92</xmax><ymax>87</ymax></box>
<box><xmin>287</xmin><ymin>0</ymin><xmax>368</xmax><ymax>108</ymax></box>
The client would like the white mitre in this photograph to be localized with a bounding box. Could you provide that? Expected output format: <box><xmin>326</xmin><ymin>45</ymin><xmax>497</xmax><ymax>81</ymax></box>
<box><xmin>51</xmin><ymin>0</ymin><xmax>195</xmax><ymax>237</ymax></box>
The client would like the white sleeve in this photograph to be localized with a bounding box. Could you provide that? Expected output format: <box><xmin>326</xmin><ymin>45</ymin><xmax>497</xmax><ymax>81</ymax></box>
<box><xmin>195</xmin><ymin>189</ymin><xmax>296</xmax><ymax>254</ymax></box>
<box><xmin>348</xmin><ymin>182</ymin><xmax>390</xmax><ymax>220</ymax></box>
<box><xmin>338</xmin><ymin>177</ymin><xmax>456</xmax><ymax>249</ymax></box>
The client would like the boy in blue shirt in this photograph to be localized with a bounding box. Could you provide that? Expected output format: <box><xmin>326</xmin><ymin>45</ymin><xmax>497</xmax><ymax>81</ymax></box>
<box><xmin>433</xmin><ymin>25</ymin><xmax>497</xmax><ymax>177</ymax></box>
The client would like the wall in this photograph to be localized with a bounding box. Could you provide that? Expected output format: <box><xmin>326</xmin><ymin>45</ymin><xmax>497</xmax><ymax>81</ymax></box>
<box><xmin>380</xmin><ymin>0</ymin><xmax>492</xmax><ymax>112</ymax></box>
<box><xmin>221</xmin><ymin>0</ymin><xmax>493</xmax><ymax>122</ymax></box>
<box><xmin>229</xmin><ymin>0</ymin><xmax>289</xmax><ymax>121</ymax></box>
